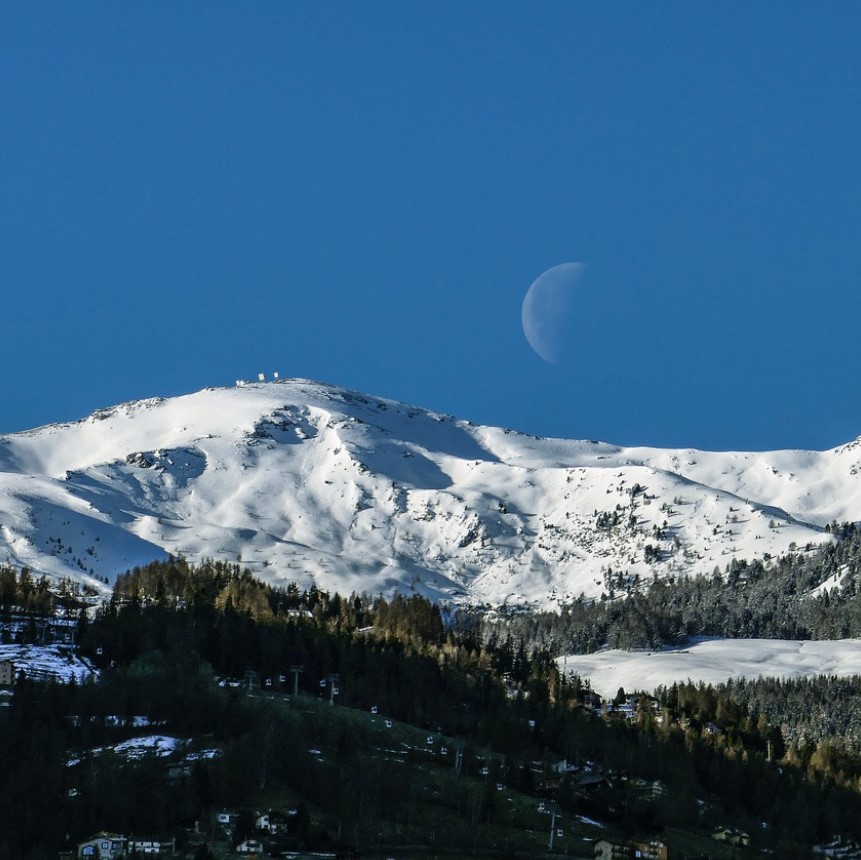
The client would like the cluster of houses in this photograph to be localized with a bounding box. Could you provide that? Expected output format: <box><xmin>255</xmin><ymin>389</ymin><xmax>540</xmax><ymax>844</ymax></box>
<box><xmin>73</xmin><ymin>830</ymin><xmax>355</xmax><ymax>860</ymax></box>
<box><xmin>77</xmin><ymin>833</ymin><xmax>175</xmax><ymax>859</ymax></box>
<box><xmin>590</xmin><ymin>691</ymin><xmax>725</xmax><ymax>740</ymax></box>
<box><xmin>214</xmin><ymin>809</ymin><xmax>311</xmax><ymax>855</ymax></box>
<box><xmin>75</xmin><ymin>827</ymin><xmax>668</xmax><ymax>860</ymax></box>
<box><xmin>73</xmin><ymin>809</ymin><xmax>305</xmax><ymax>860</ymax></box>
<box><xmin>539</xmin><ymin>755</ymin><xmax>667</xmax><ymax>807</ymax></box>
<box><xmin>593</xmin><ymin>837</ymin><xmax>668</xmax><ymax>859</ymax></box>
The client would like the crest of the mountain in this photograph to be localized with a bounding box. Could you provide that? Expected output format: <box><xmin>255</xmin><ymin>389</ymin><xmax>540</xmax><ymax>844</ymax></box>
<box><xmin>0</xmin><ymin>379</ymin><xmax>852</xmax><ymax>608</ymax></box>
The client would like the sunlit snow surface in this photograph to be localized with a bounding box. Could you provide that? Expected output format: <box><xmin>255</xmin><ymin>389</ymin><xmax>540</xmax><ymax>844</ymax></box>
<box><xmin>0</xmin><ymin>379</ymin><xmax>859</xmax><ymax>607</ymax></box>
<box><xmin>0</xmin><ymin>644</ymin><xmax>97</xmax><ymax>684</ymax></box>
<box><xmin>111</xmin><ymin>735</ymin><xmax>179</xmax><ymax>758</ymax></box>
<box><xmin>70</xmin><ymin>735</ymin><xmax>221</xmax><ymax>764</ymax></box>
<box><xmin>559</xmin><ymin>637</ymin><xmax>861</xmax><ymax>699</ymax></box>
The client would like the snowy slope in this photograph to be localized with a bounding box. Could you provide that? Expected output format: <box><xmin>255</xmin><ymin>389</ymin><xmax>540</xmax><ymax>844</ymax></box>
<box><xmin>0</xmin><ymin>644</ymin><xmax>97</xmax><ymax>685</ymax></box>
<box><xmin>0</xmin><ymin>379</ymin><xmax>855</xmax><ymax>607</ymax></box>
<box><xmin>558</xmin><ymin>638</ymin><xmax>861</xmax><ymax>699</ymax></box>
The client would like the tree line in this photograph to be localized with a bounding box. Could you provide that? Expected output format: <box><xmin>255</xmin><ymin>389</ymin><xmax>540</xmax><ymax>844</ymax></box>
<box><xmin>484</xmin><ymin>523</ymin><xmax>861</xmax><ymax>654</ymax></box>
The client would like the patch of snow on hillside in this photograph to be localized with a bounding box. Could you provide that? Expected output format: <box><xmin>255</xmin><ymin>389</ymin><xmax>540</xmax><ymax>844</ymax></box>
<box><xmin>0</xmin><ymin>644</ymin><xmax>97</xmax><ymax>684</ymax></box>
<box><xmin>806</xmin><ymin>565</ymin><xmax>849</xmax><ymax>599</ymax></box>
<box><xmin>558</xmin><ymin>637</ymin><xmax>861</xmax><ymax>699</ymax></box>
<box><xmin>112</xmin><ymin>735</ymin><xmax>180</xmax><ymax>759</ymax></box>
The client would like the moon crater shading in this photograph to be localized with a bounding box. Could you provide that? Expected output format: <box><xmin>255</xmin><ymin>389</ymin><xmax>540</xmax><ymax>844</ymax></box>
<box><xmin>521</xmin><ymin>263</ymin><xmax>585</xmax><ymax>363</ymax></box>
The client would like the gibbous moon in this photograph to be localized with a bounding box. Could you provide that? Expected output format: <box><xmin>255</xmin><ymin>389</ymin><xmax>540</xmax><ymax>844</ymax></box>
<box><xmin>521</xmin><ymin>262</ymin><xmax>585</xmax><ymax>363</ymax></box>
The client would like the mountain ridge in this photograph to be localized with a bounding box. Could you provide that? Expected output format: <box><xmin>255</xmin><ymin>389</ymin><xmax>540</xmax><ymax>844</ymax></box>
<box><xmin>0</xmin><ymin>379</ymin><xmax>855</xmax><ymax>608</ymax></box>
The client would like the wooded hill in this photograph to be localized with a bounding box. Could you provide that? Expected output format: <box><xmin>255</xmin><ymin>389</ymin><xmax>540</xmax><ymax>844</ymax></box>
<box><xmin>2</xmin><ymin>556</ymin><xmax>861</xmax><ymax>857</ymax></box>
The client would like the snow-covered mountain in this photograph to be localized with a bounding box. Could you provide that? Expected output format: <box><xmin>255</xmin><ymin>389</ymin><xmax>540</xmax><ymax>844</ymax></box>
<box><xmin>0</xmin><ymin>379</ymin><xmax>857</xmax><ymax>608</ymax></box>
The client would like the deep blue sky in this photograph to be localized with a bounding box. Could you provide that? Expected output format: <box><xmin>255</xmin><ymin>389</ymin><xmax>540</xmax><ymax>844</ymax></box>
<box><xmin>3</xmin><ymin>4</ymin><xmax>861</xmax><ymax>451</ymax></box>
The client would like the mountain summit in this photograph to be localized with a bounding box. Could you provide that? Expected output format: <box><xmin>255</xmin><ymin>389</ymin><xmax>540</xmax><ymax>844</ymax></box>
<box><xmin>0</xmin><ymin>379</ymin><xmax>856</xmax><ymax>607</ymax></box>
